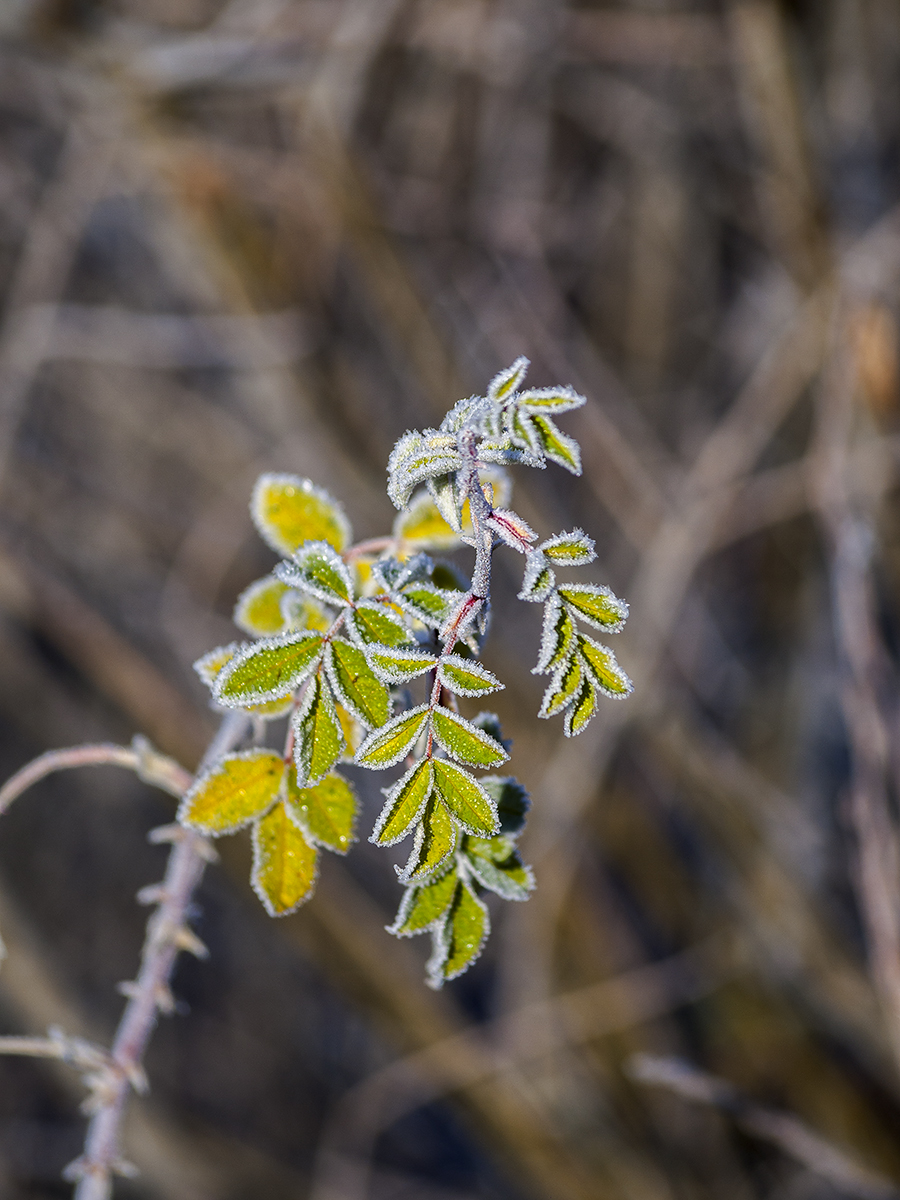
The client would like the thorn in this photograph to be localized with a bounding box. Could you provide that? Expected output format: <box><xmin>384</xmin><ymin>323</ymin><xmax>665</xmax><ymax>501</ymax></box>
<box><xmin>125</xmin><ymin>1063</ymin><xmax>149</xmax><ymax>1095</ymax></box>
<box><xmin>113</xmin><ymin>1158</ymin><xmax>140</xmax><ymax>1179</ymax></box>
<box><xmin>62</xmin><ymin>1155</ymin><xmax>88</xmax><ymax>1182</ymax></box>
<box><xmin>116</xmin><ymin>981</ymin><xmax>140</xmax><ymax>999</ymax></box>
<box><xmin>173</xmin><ymin>927</ymin><xmax>209</xmax><ymax>959</ymax></box>
<box><xmin>154</xmin><ymin>984</ymin><xmax>176</xmax><ymax>1015</ymax></box>
<box><xmin>136</xmin><ymin>883</ymin><xmax>167</xmax><ymax>906</ymax></box>
<box><xmin>194</xmin><ymin>838</ymin><xmax>219</xmax><ymax>863</ymax></box>
<box><xmin>148</xmin><ymin>823</ymin><xmax>184</xmax><ymax>845</ymax></box>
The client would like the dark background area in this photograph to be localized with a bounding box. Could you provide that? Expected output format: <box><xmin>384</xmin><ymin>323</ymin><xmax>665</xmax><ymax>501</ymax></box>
<box><xmin>1</xmin><ymin>0</ymin><xmax>900</xmax><ymax>1197</ymax></box>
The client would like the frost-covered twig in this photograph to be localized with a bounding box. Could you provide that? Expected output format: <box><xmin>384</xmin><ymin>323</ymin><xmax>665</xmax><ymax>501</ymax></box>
<box><xmin>68</xmin><ymin>711</ymin><xmax>248</xmax><ymax>1200</ymax></box>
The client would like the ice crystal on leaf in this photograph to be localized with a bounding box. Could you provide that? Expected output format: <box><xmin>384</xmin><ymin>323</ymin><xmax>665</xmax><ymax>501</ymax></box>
<box><xmin>189</xmin><ymin>359</ymin><xmax>630</xmax><ymax>984</ymax></box>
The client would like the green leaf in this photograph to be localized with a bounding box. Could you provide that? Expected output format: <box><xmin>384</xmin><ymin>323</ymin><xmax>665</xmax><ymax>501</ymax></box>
<box><xmin>293</xmin><ymin>674</ymin><xmax>344</xmax><ymax>785</ymax></box>
<box><xmin>578</xmin><ymin>634</ymin><xmax>633</xmax><ymax>699</ymax></box>
<box><xmin>518</xmin><ymin>385</ymin><xmax>586</xmax><ymax>416</ymax></box>
<box><xmin>464</xmin><ymin>836</ymin><xmax>534</xmax><ymax>900</ymax></box>
<box><xmin>488</xmin><ymin>356</ymin><xmax>529</xmax><ymax>401</ymax></box>
<box><xmin>531</xmin><ymin>414</ymin><xmax>582</xmax><ymax>474</ymax></box>
<box><xmin>427</xmin><ymin>882</ymin><xmax>490</xmax><ymax>987</ymax></box>
<box><xmin>389</xmin><ymin>868</ymin><xmax>459</xmax><ymax>936</ymax></box>
<box><xmin>431</xmin><ymin>707</ymin><xmax>508</xmax><ymax>768</ymax></box>
<box><xmin>402</xmin><ymin>794</ymin><xmax>458</xmax><ymax>881</ymax></box>
<box><xmin>251</xmin><ymin>473</ymin><xmax>351</xmax><ymax>555</ymax></box>
<box><xmin>519</xmin><ymin>551</ymin><xmax>556</xmax><ymax>602</ymax></box>
<box><xmin>431</xmin><ymin>759</ymin><xmax>499</xmax><ymax>836</ymax></box>
<box><xmin>326</xmin><ymin>638</ymin><xmax>390</xmax><ymax>729</ymax></box>
<box><xmin>558</xmin><ymin>584</ymin><xmax>628</xmax><ymax>633</ymax></box>
<box><xmin>233</xmin><ymin>575</ymin><xmax>290</xmax><ymax>637</ymax></box>
<box><xmin>481</xmin><ymin>776</ymin><xmax>531</xmax><ymax>834</ymax></box>
<box><xmin>213</xmin><ymin>631</ymin><xmax>324</xmax><ymax>707</ymax></box>
<box><xmin>397</xmin><ymin>582</ymin><xmax>457</xmax><ymax>628</ymax></box>
<box><xmin>178</xmin><ymin>750</ymin><xmax>284</xmax><ymax>835</ymax></box>
<box><xmin>366</xmin><ymin>644</ymin><xmax>439</xmax><ymax>684</ymax></box>
<box><xmin>535</xmin><ymin>593</ymin><xmax>576</xmax><ymax>674</ymax></box>
<box><xmin>356</xmin><ymin>704</ymin><xmax>430</xmax><ymax>769</ymax></box>
<box><xmin>539</xmin><ymin>529</ymin><xmax>596</xmax><ymax>567</ymax></box>
<box><xmin>564</xmin><ymin>678</ymin><xmax>598</xmax><ymax>736</ymax></box>
<box><xmin>251</xmin><ymin>801</ymin><xmax>318</xmax><ymax>916</ymax></box>
<box><xmin>285</xmin><ymin>768</ymin><xmax>357</xmax><ymax>854</ymax></box>
<box><xmin>347</xmin><ymin>600</ymin><xmax>412</xmax><ymax>648</ymax></box>
<box><xmin>538</xmin><ymin>654</ymin><xmax>582</xmax><ymax>719</ymax></box>
<box><xmin>371</xmin><ymin>758</ymin><xmax>433</xmax><ymax>845</ymax></box>
<box><xmin>276</xmin><ymin>541</ymin><xmax>353</xmax><ymax>606</ymax></box>
<box><xmin>438</xmin><ymin>655</ymin><xmax>503</xmax><ymax>697</ymax></box>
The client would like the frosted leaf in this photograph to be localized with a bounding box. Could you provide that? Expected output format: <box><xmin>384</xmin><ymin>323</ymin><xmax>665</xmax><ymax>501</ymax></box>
<box><xmin>371</xmin><ymin>758</ymin><xmax>433</xmax><ymax>845</ymax></box>
<box><xmin>438</xmin><ymin>655</ymin><xmax>503</xmax><ymax>697</ymax></box>
<box><xmin>389</xmin><ymin>866</ymin><xmax>459</xmax><ymax>936</ymax></box>
<box><xmin>578</xmin><ymin>634</ymin><xmax>633</xmax><ymax>699</ymax></box>
<box><xmin>538</xmin><ymin>654</ymin><xmax>582</xmax><ymax>719</ymax></box>
<box><xmin>427</xmin><ymin>882</ymin><xmax>490</xmax><ymax>987</ymax></box>
<box><xmin>325</xmin><ymin>638</ymin><xmax>390</xmax><ymax>729</ymax></box>
<box><xmin>213</xmin><ymin>631</ymin><xmax>324</xmax><ymax>707</ymax></box>
<box><xmin>478</xmin><ymin>437</ymin><xmax>543</xmax><ymax>469</ymax></box>
<box><xmin>346</xmin><ymin>600</ymin><xmax>412</xmax><ymax>648</ymax></box>
<box><xmin>481</xmin><ymin>776</ymin><xmax>530</xmax><ymax>834</ymax></box>
<box><xmin>356</xmin><ymin>705</ymin><xmax>430</xmax><ymax>769</ymax></box>
<box><xmin>178</xmin><ymin>750</ymin><xmax>284</xmax><ymax>836</ymax></box>
<box><xmin>431</xmin><ymin>707</ymin><xmax>509</xmax><ymax>768</ymax></box>
<box><xmin>511</xmin><ymin>408</ymin><xmax>541</xmax><ymax>456</ymax></box>
<box><xmin>293</xmin><ymin>673</ymin><xmax>344</xmax><ymax>786</ymax></box>
<box><xmin>366</xmin><ymin>644</ymin><xmax>438</xmax><ymax>684</ymax></box>
<box><xmin>280</xmin><ymin>592</ymin><xmax>331</xmax><ymax>633</ymax></box>
<box><xmin>251</xmin><ymin>801</ymin><xmax>318</xmax><ymax>916</ymax></box>
<box><xmin>564</xmin><ymin>677</ymin><xmax>598</xmax><ymax>736</ymax></box>
<box><xmin>194</xmin><ymin>642</ymin><xmax>240</xmax><ymax>689</ymax></box>
<box><xmin>486</xmin><ymin>508</ymin><xmax>537</xmax><ymax>552</ymax></box>
<box><xmin>251</xmin><ymin>474</ymin><xmax>351</xmax><ymax>556</ymax></box>
<box><xmin>538</xmin><ymin>529</ymin><xmax>596</xmax><ymax>567</ymax></box>
<box><xmin>487</xmin><ymin>357</ymin><xmax>529</xmax><ymax>402</ymax></box>
<box><xmin>397</xmin><ymin>581</ymin><xmax>458</xmax><ymax>628</ymax></box>
<box><xmin>400</xmin><ymin>793</ymin><xmax>457</xmax><ymax>882</ymax></box>
<box><xmin>518</xmin><ymin>385</ymin><xmax>586</xmax><ymax>416</ymax></box>
<box><xmin>387</xmin><ymin>429</ymin><xmax>463</xmax><ymax>510</ymax></box>
<box><xmin>233</xmin><ymin>576</ymin><xmax>290</xmax><ymax>637</ymax></box>
<box><xmin>559</xmin><ymin>584</ymin><xmax>628</xmax><ymax>633</ymax></box>
<box><xmin>335</xmin><ymin>704</ymin><xmax>365</xmax><ymax>759</ymax></box>
<box><xmin>431</xmin><ymin>759</ymin><xmax>499</xmax><ymax>836</ymax></box>
<box><xmin>372</xmin><ymin>551</ymin><xmax>434</xmax><ymax>593</ymax></box>
<box><xmin>518</xmin><ymin>551</ymin><xmax>556</xmax><ymax>602</ymax></box>
<box><xmin>530</xmin><ymin>415</ymin><xmax>581</xmax><ymax>475</ymax></box>
<box><xmin>464</xmin><ymin>835</ymin><xmax>534</xmax><ymax>901</ymax></box>
<box><xmin>394</xmin><ymin>491</ymin><xmax>463</xmax><ymax>550</ymax></box>
<box><xmin>440</xmin><ymin>395</ymin><xmax>485</xmax><ymax>434</ymax></box>
<box><xmin>285</xmin><ymin>767</ymin><xmax>357</xmax><ymax>854</ymax></box>
<box><xmin>276</xmin><ymin>541</ymin><xmax>353</xmax><ymax>606</ymax></box>
<box><xmin>534</xmin><ymin>593</ymin><xmax>576</xmax><ymax>675</ymax></box>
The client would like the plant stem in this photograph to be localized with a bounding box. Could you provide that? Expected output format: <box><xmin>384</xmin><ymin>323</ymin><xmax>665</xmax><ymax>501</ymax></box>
<box><xmin>70</xmin><ymin>711</ymin><xmax>248</xmax><ymax>1199</ymax></box>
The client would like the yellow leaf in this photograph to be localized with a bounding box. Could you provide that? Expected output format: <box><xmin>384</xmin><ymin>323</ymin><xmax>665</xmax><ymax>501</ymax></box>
<box><xmin>179</xmin><ymin>750</ymin><xmax>285</xmax><ymax>836</ymax></box>
<box><xmin>251</xmin><ymin>473</ymin><xmax>351</xmax><ymax>556</ymax></box>
<box><xmin>233</xmin><ymin>575</ymin><xmax>290</xmax><ymax>637</ymax></box>
<box><xmin>251</xmin><ymin>801</ymin><xmax>318</xmax><ymax>916</ymax></box>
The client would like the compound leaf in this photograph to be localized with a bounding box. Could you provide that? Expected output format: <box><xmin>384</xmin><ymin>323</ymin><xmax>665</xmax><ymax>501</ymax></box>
<box><xmin>251</xmin><ymin>474</ymin><xmax>351</xmax><ymax>556</ymax></box>
<box><xmin>371</xmin><ymin>758</ymin><xmax>433</xmax><ymax>845</ymax></box>
<box><xmin>578</xmin><ymin>634</ymin><xmax>633</xmax><ymax>698</ymax></box>
<box><xmin>539</xmin><ymin>529</ymin><xmax>596</xmax><ymax>567</ymax></box>
<box><xmin>276</xmin><ymin>541</ymin><xmax>353</xmax><ymax>606</ymax></box>
<box><xmin>293</xmin><ymin>674</ymin><xmax>344</xmax><ymax>785</ymax></box>
<box><xmin>389</xmin><ymin>867</ymin><xmax>459</xmax><ymax>936</ymax></box>
<box><xmin>431</xmin><ymin>759</ymin><xmax>499</xmax><ymax>836</ymax></box>
<box><xmin>326</xmin><ymin>638</ymin><xmax>390</xmax><ymax>728</ymax></box>
<box><xmin>402</xmin><ymin>793</ymin><xmax>458</xmax><ymax>881</ymax></box>
<box><xmin>214</xmin><ymin>631</ymin><xmax>323</xmax><ymax>707</ymax></box>
<box><xmin>438</xmin><ymin>655</ymin><xmax>503</xmax><ymax>697</ymax></box>
<box><xmin>431</xmin><ymin>707</ymin><xmax>508</xmax><ymax>768</ymax></box>
<box><xmin>233</xmin><ymin>576</ymin><xmax>290</xmax><ymax>637</ymax></box>
<box><xmin>251</xmin><ymin>800</ymin><xmax>318</xmax><ymax>916</ymax></box>
<box><xmin>347</xmin><ymin>601</ymin><xmax>412</xmax><ymax>648</ymax></box>
<box><xmin>559</xmin><ymin>584</ymin><xmax>628</xmax><ymax>633</ymax></box>
<box><xmin>356</xmin><ymin>704</ymin><xmax>430</xmax><ymax>769</ymax></box>
<box><xmin>428</xmin><ymin>882</ymin><xmax>490</xmax><ymax>987</ymax></box>
<box><xmin>366</xmin><ymin>645</ymin><xmax>439</xmax><ymax>685</ymax></box>
<box><xmin>179</xmin><ymin>750</ymin><xmax>284</xmax><ymax>835</ymax></box>
<box><xmin>531</xmin><ymin>414</ymin><xmax>581</xmax><ymax>475</ymax></box>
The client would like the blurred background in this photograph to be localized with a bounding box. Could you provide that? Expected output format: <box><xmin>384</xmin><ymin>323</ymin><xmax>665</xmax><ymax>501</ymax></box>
<box><xmin>2</xmin><ymin>0</ymin><xmax>900</xmax><ymax>1197</ymax></box>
